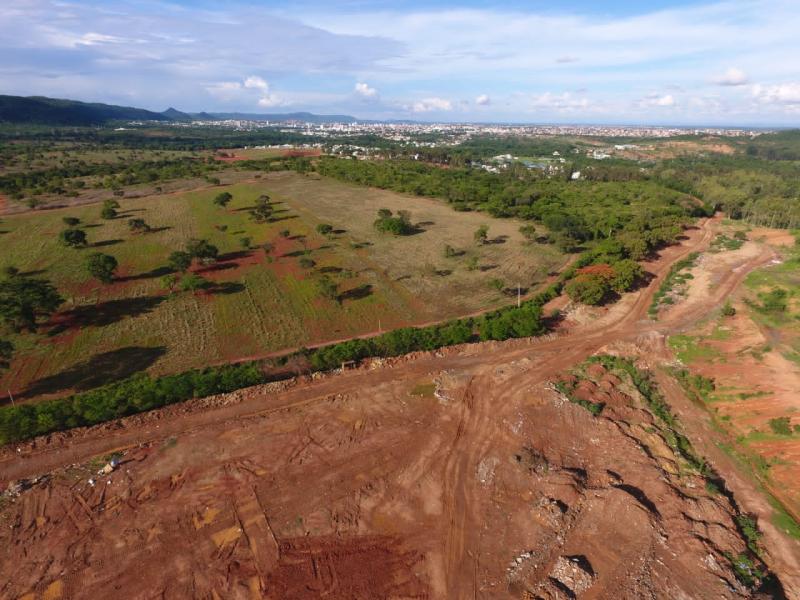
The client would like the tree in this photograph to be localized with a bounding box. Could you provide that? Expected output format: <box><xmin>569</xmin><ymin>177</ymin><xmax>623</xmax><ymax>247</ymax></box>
<box><xmin>168</xmin><ymin>251</ymin><xmax>192</xmax><ymax>273</ymax></box>
<box><xmin>240</xmin><ymin>237</ymin><xmax>251</xmax><ymax>249</ymax></box>
<box><xmin>565</xmin><ymin>274</ymin><xmax>609</xmax><ymax>305</ymax></box>
<box><xmin>180</xmin><ymin>273</ymin><xmax>209</xmax><ymax>293</ymax></box>
<box><xmin>59</xmin><ymin>228</ymin><xmax>87</xmax><ymax>248</ymax></box>
<box><xmin>443</xmin><ymin>244</ymin><xmax>458</xmax><ymax>258</ymax></box>
<box><xmin>0</xmin><ymin>339</ymin><xmax>12</xmax><ymax>370</ymax></box>
<box><xmin>474</xmin><ymin>224</ymin><xmax>489</xmax><ymax>245</ymax></box>
<box><xmin>161</xmin><ymin>274</ymin><xmax>178</xmax><ymax>292</ymax></box>
<box><xmin>2</xmin><ymin>266</ymin><xmax>20</xmax><ymax>279</ymax></box>
<box><xmin>62</xmin><ymin>216</ymin><xmax>80</xmax><ymax>227</ymax></box>
<box><xmin>213</xmin><ymin>192</ymin><xmax>232</xmax><ymax>208</ymax></box>
<box><xmin>0</xmin><ymin>276</ymin><xmax>64</xmax><ymax>332</ymax></box>
<box><xmin>317</xmin><ymin>276</ymin><xmax>339</xmax><ymax>303</ymax></box>
<box><xmin>721</xmin><ymin>301</ymin><xmax>736</xmax><ymax>317</ymax></box>
<box><xmin>280</xmin><ymin>229</ymin><xmax>291</xmax><ymax>238</ymax></box>
<box><xmin>104</xmin><ymin>199</ymin><xmax>121</xmax><ymax>210</ymax></box>
<box><xmin>186</xmin><ymin>238</ymin><xmax>218</xmax><ymax>262</ymax></box>
<box><xmin>86</xmin><ymin>253</ymin><xmax>118</xmax><ymax>284</ymax></box>
<box><xmin>609</xmin><ymin>259</ymin><xmax>644</xmax><ymax>294</ymax></box>
<box><xmin>128</xmin><ymin>218</ymin><xmax>151</xmax><ymax>233</ymax></box>
<box><xmin>374</xmin><ymin>209</ymin><xmax>414</xmax><ymax>235</ymax></box>
<box><xmin>316</xmin><ymin>223</ymin><xmax>333</xmax><ymax>236</ymax></box>
<box><xmin>249</xmin><ymin>195</ymin><xmax>273</xmax><ymax>222</ymax></box>
<box><xmin>100</xmin><ymin>206</ymin><xmax>118</xmax><ymax>220</ymax></box>
<box><xmin>299</xmin><ymin>257</ymin><xmax>315</xmax><ymax>269</ymax></box>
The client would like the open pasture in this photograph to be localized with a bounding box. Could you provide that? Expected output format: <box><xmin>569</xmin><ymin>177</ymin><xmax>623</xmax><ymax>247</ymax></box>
<box><xmin>0</xmin><ymin>172</ymin><xmax>564</xmax><ymax>401</ymax></box>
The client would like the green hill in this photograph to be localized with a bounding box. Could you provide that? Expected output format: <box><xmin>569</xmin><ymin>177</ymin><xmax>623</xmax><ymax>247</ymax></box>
<box><xmin>0</xmin><ymin>95</ymin><xmax>172</xmax><ymax>125</ymax></box>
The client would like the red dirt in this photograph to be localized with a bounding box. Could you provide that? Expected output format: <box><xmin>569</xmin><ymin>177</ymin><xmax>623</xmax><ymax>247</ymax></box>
<box><xmin>2</xmin><ymin>215</ymin><xmax>800</xmax><ymax>598</ymax></box>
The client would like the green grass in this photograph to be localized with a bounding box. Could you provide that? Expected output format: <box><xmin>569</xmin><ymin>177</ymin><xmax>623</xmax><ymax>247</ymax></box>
<box><xmin>0</xmin><ymin>175</ymin><xmax>565</xmax><ymax>401</ymax></box>
<box><xmin>668</xmin><ymin>334</ymin><xmax>723</xmax><ymax>363</ymax></box>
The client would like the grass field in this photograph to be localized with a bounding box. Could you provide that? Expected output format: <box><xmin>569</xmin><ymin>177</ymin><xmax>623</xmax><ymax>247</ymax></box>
<box><xmin>0</xmin><ymin>171</ymin><xmax>564</xmax><ymax>401</ymax></box>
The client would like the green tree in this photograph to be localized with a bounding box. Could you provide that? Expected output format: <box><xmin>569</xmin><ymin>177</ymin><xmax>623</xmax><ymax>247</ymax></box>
<box><xmin>186</xmin><ymin>238</ymin><xmax>219</xmax><ymax>261</ymax></box>
<box><xmin>316</xmin><ymin>223</ymin><xmax>334</xmax><ymax>236</ymax></box>
<box><xmin>128</xmin><ymin>218</ymin><xmax>151</xmax><ymax>233</ymax></box>
<box><xmin>100</xmin><ymin>206</ymin><xmax>118</xmax><ymax>220</ymax></box>
<box><xmin>474</xmin><ymin>224</ymin><xmax>489</xmax><ymax>245</ymax></box>
<box><xmin>59</xmin><ymin>228</ymin><xmax>88</xmax><ymax>248</ymax></box>
<box><xmin>168</xmin><ymin>250</ymin><xmax>193</xmax><ymax>273</ymax></box>
<box><xmin>86</xmin><ymin>253</ymin><xmax>118</xmax><ymax>284</ymax></box>
<box><xmin>161</xmin><ymin>274</ymin><xmax>178</xmax><ymax>292</ymax></box>
<box><xmin>0</xmin><ymin>276</ymin><xmax>64</xmax><ymax>332</ymax></box>
<box><xmin>249</xmin><ymin>195</ymin><xmax>272</xmax><ymax>222</ymax></box>
<box><xmin>565</xmin><ymin>274</ymin><xmax>609</xmax><ymax>305</ymax></box>
<box><xmin>609</xmin><ymin>259</ymin><xmax>644</xmax><ymax>294</ymax></box>
<box><xmin>213</xmin><ymin>192</ymin><xmax>232</xmax><ymax>208</ymax></box>
<box><xmin>317</xmin><ymin>276</ymin><xmax>339</xmax><ymax>303</ymax></box>
<box><xmin>180</xmin><ymin>273</ymin><xmax>210</xmax><ymax>293</ymax></box>
<box><xmin>240</xmin><ymin>237</ymin><xmax>251</xmax><ymax>249</ymax></box>
<box><xmin>721</xmin><ymin>301</ymin><xmax>736</xmax><ymax>317</ymax></box>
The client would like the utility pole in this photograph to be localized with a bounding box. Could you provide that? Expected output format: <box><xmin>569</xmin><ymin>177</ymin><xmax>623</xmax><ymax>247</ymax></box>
<box><xmin>7</xmin><ymin>389</ymin><xmax>14</xmax><ymax>406</ymax></box>
<box><xmin>517</xmin><ymin>283</ymin><xmax>521</xmax><ymax>308</ymax></box>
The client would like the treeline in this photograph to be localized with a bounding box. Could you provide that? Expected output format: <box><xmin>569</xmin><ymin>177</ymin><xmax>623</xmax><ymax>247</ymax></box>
<box><xmin>0</xmin><ymin>156</ymin><xmax>219</xmax><ymax>199</ymax></box>
<box><xmin>315</xmin><ymin>157</ymin><xmax>698</xmax><ymax>253</ymax></box>
<box><xmin>0</xmin><ymin>363</ymin><xmax>263</xmax><ymax>444</ymax></box>
<box><xmin>655</xmin><ymin>155</ymin><xmax>800</xmax><ymax>229</ymax></box>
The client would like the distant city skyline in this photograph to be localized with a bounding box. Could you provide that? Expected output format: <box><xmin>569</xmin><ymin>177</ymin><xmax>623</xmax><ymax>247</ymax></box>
<box><xmin>2</xmin><ymin>0</ymin><xmax>799</xmax><ymax>126</ymax></box>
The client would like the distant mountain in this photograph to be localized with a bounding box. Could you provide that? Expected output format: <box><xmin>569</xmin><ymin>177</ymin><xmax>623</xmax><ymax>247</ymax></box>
<box><xmin>0</xmin><ymin>95</ymin><xmax>172</xmax><ymax>125</ymax></box>
<box><xmin>204</xmin><ymin>111</ymin><xmax>358</xmax><ymax>124</ymax></box>
<box><xmin>0</xmin><ymin>94</ymin><xmax>360</xmax><ymax>126</ymax></box>
<box><xmin>161</xmin><ymin>107</ymin><xmax>192</xmax><ymax>121</ymax></box>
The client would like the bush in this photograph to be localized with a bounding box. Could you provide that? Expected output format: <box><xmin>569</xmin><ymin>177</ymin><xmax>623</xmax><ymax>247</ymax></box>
<box><xmin>721</xmin><ymin>301</ymin><xmax>736</xmax><ymax>317</ymax></box>
<box><xmin>768</xmin><ymin>416</ymin><xmax>793</xmax><ymax>436</ymax></box>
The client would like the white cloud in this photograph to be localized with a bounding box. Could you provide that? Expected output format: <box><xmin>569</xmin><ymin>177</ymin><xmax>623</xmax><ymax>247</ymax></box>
<box><xmin>411</xmin><ymin>97</ymin><xmax>452</xmax><ymax>112</ymax></box>
<box><xmin>530</xmin><ymin>92</ymin><xmax>589</xmax><ymax>111</ymax></box>
<box><xmin>714</xmin><ymin>67</ymin><xmax>749</xmax><ymax>86</ymax></box>
<box><xmin>555</xmin><ymin>56</ymin><xmax>579</xmax><ymax>64</ymax></box>
<box><xmin>244</xmin><ymin>75</ymin><xmax>269</xmax><ymax>90</ymax></box>
<box><xmin>752</xmin><ymin>82</ymin><xmax>800</xmax><ymax>105</ymax></box>
<box><xmin>258</xmin><ymin>93</ymin><xmax>287</xmax><ymax>107</ymax></box>
<box><xmin>475</xmin><ymin>94</ymin><xmax>491</xmax><ymax>105</ymax></box>
<box><xmin>354</xmin><ymin>82</ymin><xmax>378</xmax><ymax>98</ymax></box>
<box><xmin>641</xmin><ymin>93</ymin><xmax>676</xmax><ymax>107</ymax></box>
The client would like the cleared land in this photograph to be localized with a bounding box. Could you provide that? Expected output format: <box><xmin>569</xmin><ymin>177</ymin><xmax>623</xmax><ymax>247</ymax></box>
<box><xmin>0</xmin><ymin>172</ymin><xmax>564</xmax><ymax>401</ymax></box>
<box><xmin>662</xmin><ymin>225</ymin><xmax>800</xmax><ymax>534</ymax></box>
<box><xmin>2</xmin><ymin>217</ymin><xmax>798</xmax><ymax>598</ymax></box>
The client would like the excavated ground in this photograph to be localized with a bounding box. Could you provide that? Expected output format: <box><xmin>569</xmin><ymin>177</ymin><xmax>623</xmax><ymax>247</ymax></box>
<box><xmin>1</xmin><ymin>216</ymin><xmax>798</xmax><ymax>599</ymax></box>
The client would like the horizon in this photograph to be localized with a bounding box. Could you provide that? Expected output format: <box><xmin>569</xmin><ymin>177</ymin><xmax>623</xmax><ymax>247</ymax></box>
<box><xmin>2</xmin><ymin>0</ymin><xmax>800</xmax><ymax>127</ymax></box>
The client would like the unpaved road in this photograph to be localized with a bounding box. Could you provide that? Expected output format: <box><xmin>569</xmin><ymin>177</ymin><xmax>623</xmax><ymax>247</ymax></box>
<box><xmin>2</xmin><ymin>215</ymin><xmax>798</xmax><ymax>599</ymax></box>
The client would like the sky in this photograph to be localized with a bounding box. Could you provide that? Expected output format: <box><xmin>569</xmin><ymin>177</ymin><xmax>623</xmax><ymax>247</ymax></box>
<box><xmin>2</xmin><ymin>0</ymin><xmax>800</xmax><ymax>125</ymax></box>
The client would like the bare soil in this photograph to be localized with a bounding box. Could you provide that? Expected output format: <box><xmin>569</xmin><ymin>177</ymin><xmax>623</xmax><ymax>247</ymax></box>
<box><xmin>2</xmin><ymin>215</ymin><xmax>799</xmax><ymax>599</ymax></box>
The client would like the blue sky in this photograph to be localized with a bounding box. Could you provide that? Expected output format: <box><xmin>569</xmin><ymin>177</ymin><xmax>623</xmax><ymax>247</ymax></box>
<box><xmin>2</xmin><ymin>0</ymin><xmax>800</xmax><ymax>125</ymax></box>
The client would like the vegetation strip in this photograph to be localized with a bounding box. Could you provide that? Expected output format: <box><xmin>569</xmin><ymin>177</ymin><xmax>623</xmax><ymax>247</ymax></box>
<box><xmin>0</xmin><ymin>283</ymin><xmax>562</xmax><ymax>444</ymax></box>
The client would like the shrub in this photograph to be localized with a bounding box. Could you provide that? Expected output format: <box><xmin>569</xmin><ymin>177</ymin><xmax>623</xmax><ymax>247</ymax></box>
<box><xmin>768</xmin><ymin>416</ymin><xmax>793</xmax><ymax>436</ymax></box>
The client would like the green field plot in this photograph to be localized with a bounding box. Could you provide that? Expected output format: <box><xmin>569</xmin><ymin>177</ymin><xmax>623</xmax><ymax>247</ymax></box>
<box><xmin>0</xmin><ymin>172</ymin><xmax>564</xmax><ymax>401</ymax></box>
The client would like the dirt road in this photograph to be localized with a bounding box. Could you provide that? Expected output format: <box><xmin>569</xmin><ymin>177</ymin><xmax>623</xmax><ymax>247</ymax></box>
<box><xmin>2</xmin><ymin>215</ymin><xmax>798</xmax><ymax>599</ymax></box>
